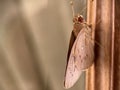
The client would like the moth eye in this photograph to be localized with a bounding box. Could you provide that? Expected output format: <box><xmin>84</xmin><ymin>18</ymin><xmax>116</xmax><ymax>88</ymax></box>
<box><xmin>78</xmin><ymin>16</ymin><xmax>84</xmax><ymax>23</ymax></box>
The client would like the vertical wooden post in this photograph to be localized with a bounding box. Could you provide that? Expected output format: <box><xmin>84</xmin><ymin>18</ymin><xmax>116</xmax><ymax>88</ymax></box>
<box><xmin>114</xmin><ymin>0</ymin><xmax>120</xmax><ymax>90</ymax></box>
<box><xmin>86</xmin><ymin>0</ymin><xmax>96</xmax><ymax>90</ymax></box>
<box><xmin>86</xmin><ymin>0</ymin><xmax>115</xmax><ymax>90</ymax></box>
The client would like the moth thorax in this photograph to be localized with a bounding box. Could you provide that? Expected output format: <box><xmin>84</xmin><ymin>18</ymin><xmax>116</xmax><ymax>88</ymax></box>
<box><xmin>73</xmin><ymin>15</ymin><xmax>84</xmax><ymax>24</ymax></box>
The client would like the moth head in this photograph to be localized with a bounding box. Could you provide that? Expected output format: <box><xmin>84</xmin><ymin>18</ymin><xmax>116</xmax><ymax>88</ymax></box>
<box><xmin>73</xmin><ymin>14</ymin><xmax>84</xmax><ymax>24</ymax></box>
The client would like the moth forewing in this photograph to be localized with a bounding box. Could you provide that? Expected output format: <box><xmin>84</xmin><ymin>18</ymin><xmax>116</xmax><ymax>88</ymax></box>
<box><xmin>68</xmin><ymin>24</ymin><xmax>94</xmax><ymax>70</ymax></box>
<box><xmin>64</xmin><ymin>55</ymin><xmax>83</xmax><ymax>89</ymax></box>
<box><xmin>64</xmin><ymin>49</ymin><xmax>82</xmax><ymax>89</ymax></box>
<box><xmin>64</xmin><ymin>2</ymin><xmax>94</xmax><ymax>88</ymax></box>
<box><xmin>64</xmin><ymin>21</ymin><xmax>83</xmax><ymax>89</ymax></box>
<box><xmin>73</xmin><ymin>26</ymin><xmax>94</xmax><ymax>70</ymax></box>
<box><xmin>64</xmin><ymin>25</ymin><xmax>94</xmax><ymax>89</ymax></box>
<box><xmin>67</xmin><ymin>23</ymin><xmax>84</xmax><ymax>61</ymax></box>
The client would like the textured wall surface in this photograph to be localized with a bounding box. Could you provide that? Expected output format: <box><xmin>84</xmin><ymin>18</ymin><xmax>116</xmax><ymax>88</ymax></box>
<box><xmin>0</xmin><ymin>0</ymin><xmax>86</xmax><ymax>90</ymax></box>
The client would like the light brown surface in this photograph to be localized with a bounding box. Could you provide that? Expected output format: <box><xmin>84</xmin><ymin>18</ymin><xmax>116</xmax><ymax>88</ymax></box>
<box><xmin>0</xmin><ymin>0</ymin><xmax>86</xmax><ymax>90</ymax></box>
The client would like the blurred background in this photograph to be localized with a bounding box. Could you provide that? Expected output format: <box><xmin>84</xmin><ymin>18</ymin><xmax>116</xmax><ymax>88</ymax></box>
<box><xmin>0</xmin><ymin>0</ymin><xmax>86</xmax><ymax>90</ymax></box>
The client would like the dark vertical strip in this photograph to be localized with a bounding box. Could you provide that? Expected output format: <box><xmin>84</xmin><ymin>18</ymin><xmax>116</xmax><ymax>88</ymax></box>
<box><xmin>114</xmin><ymin>0</ymin><xmax>120</xmax><ymax>90</ymax></box>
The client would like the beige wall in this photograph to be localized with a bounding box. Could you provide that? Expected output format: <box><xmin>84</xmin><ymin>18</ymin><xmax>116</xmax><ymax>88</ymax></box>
<box><xmin>0</xmin><ymin>0</ymin><xmax>86</xmax><ymax>90</ymax></box>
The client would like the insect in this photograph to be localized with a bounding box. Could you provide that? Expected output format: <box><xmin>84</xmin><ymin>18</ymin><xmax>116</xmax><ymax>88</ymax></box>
<box><xmin>64</xmin><ymin>1</ymin><xmax>94</xmax><ymax>89</ymax></box>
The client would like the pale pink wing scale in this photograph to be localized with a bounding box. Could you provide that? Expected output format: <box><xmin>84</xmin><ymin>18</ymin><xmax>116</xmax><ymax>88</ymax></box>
<box><xmin>64</xmin><ymin>27</ymin><xmax>94</xmax><ymax>89</ymax></box>
<box><xmin>74</xmin><ymin>27</ymin><xmax>94</xmax><ymax>70</ymax></box>
<box><xmin>64</xmin><ymin>54</ymin><xmax>82</xmax><ymax>89</ymax></box>
<box><xmin>64</xmin><ymin>28</ymin><xmax>85</xmax><ymax>89</ymax></box>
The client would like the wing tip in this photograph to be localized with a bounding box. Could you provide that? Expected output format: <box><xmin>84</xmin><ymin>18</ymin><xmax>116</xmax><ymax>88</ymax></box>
<box><xmin>64</xmin><ymin>80</ymin><xmax>73</xmax><ymax>89</ymax></box>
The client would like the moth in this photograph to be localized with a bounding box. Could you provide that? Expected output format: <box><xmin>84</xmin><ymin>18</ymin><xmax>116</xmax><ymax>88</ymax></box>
<box><xmin>64</xmin><ymin>1</ymin><xmax>94</xmax><ymax>89</ymax></box>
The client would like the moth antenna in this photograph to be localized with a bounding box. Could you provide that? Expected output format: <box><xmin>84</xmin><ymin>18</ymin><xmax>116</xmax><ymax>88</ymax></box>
<box><xmin>80</xmin><ymin>6</ymin><xmax>87</xmax><ymax>15</ymax></box>
<box><xmin>70</xmin><ymin>0</ymin><xmax>75</xmax><ymax>17</ymax></box>
<box><xmin>95</xmin><ymin>40</ymin><xmax>108</xmax><ymax>63</ymax></box>
<box><xmin>96</xmin><ymin>19</ymin><xmax>101</xmax><ymax>25</ymax></box>
<box><xmin>87</xmin><ymin>34</ymin><xmax>108</xmax><ymax>63</ymax></box>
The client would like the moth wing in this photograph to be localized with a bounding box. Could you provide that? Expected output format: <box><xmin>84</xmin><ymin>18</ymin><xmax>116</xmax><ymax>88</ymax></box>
<box><xmin>64</xmin><ymin>55</ymin><xmax>83</xmax><ymax>89</ymax></box>
<box><xmin>64</xmin><ymin>27</ymin><xmax>94</xmax><ymax>89</ymax></box>
<box><xmin>67</xmin><ymin>23</ymin><xmax>83</xmax><ymax>62</ymax></box>
<box><xmin>64</xmin><ymin>29</ymin><xmax>85</xmax><ymax>89</ymax></box>
<box><xmin>64</xmin><ymin>27</ymin><xmax>94</xmax><ymax>88</ymax></box>
<box><xmin>74</xmin><ymin>27</ymin><xmax>94</xmax><ymax>70</ymax></box>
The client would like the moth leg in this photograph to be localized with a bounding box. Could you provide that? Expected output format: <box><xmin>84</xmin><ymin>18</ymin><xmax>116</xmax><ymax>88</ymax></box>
<box><xmin>86</xmin><ymin>35</ymin><xmax>108</xmax><ymax>60</ymax></box>
<box><xmin>80</xmin><ymin>6</ymin><xmax>87</xmax><ymax>15</ymax></box>
<box><xmin>84</xmin><ymin>25</ymin><xmax>92</xmax><ymax>45</ymax></box>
